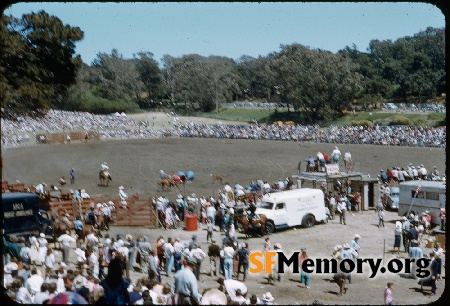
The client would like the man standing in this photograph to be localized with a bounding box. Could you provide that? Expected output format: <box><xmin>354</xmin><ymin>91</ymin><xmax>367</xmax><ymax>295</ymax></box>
<box><xmin>173</xmin><ymin>257</ymin><xmax>202</xmax><ymax>305</ymax></box>
<box><xmin>208</xmin><ymin>238</ymin><xmax>221</xmax><ymax>277</ymax></box>
<box><xmin>69</xmin><ymin>168</ymin><xmax>76</xmax><ymax>185</ymax></box>
<box><xmin>222</xmin><ymin>241</ymin><xmax>235</xmax><ymax>280</ymax></box>
<box><xmin>206</xmin><ymin>204</ymin><xmax>217</xmax><ymax>226</ymax></box>
<box><xmin>331</xmin><ymin>146</ymin><xmax>341</xmax><ymax>164</ymax></box>
<box><xmin>164</xmin><ymin>238</ymin><xmax>175</xmax><ymax>277</ymax></box>
<box><xmin>236</xmin><ymin>243</ymin><xmax>250</xmax><ymax>282</ymax></box>
<box><xmin>408</xmin><ymin>239</ymin><xmax>423</xmax><ymax>279</ymax></box>
<box><xmin>350</xmin><ymin>234</ymin><xmax>361</xmax><ymax>254</ymax></box>
<box><xmin>57</xmin><ymin>230</ymin><xmax>76</xmax><ymax>264</ymax></box>
<box><xmin>337</xmin><ymin>198</ymin><xmax>347</xmax><ymax>225</ymax></box>
<box><xmin>343</xmin><ymin>150</ymin><xmax>352</xmax><ymax>171</ymax></box>
<box><xmin>190</xmin><ymin>243</ymin><xmax>207</xmax><ymax>281</ymax></box>
<box><xmin>137</xmin><ymin>236</ymin><xmax>153</xmax><ymax>274</ymax></box>
<box><xmin>26</xmin><ymin>267</ymin><xmax>44</xmax><ymax>296</ymax></box>
<box><xmin>173</xmin><ymin>238</ymin><xmax>184</xmax><ymax>273</ymax></box>
<box><xmin>73</xmin><ymin>216</ymin><xmax>84</xmax><ymax>247</ymax></box>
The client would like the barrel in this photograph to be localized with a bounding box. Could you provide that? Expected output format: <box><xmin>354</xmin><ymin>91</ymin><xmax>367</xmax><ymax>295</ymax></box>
<box><xmin>185</xmin><ymin>214</ymin><xmax>198</xmax><ymax>231</ymax></box>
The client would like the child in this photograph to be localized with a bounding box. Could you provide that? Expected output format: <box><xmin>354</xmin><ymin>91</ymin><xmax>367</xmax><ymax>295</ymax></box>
<box><xmin>384</xmin><ymin>282</ymin><xmax>394</xmax><ymax>305</ymax></box>
<box><xmin>263</xmin><ymin>237</ymin><xmax>272</xmax><ymax>252</ymax></box>
<box><xmin>206</xmin><ymin>219</ymin><xmax>214</xmax><ymax>243</ymax></box>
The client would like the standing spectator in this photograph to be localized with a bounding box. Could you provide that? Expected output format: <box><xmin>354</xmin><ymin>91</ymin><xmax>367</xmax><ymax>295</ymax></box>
<box><xmin>33</xmin><ymin>283</ymin><xmax>50</xmax><ymax>304</ymax></box>
<box><xmin>384</xmin><ymin>282</ymin><xmax>394</xmax><ymax>305</ymax></box>
<box><xmin>408</xmin><ymin>239</ymin><xmax>423</xmax><ymax>279</ymax></box>
<box><xmin>98</xmin><ymin>243</ymin><xmax>108</xmax><ymax>280</ymax></box>
<box><xmin>353</xmin><ymin>191</ymin><xmax>361</xmax><ymax>213</ymax></box>
<box><xmin>6</xmin><ymin>235</ymin><xmax>22</xmax><ymax>263</ymax></box>
<box><xmin>27</xmin><ymin>267</ymin><xmax>44</xmax><ymax>296</ymax></box>
<box><xmin>69</xmin><ymin>168</ymin><xmax>76</xmax><ymax>185</ymax></box>
<box><xmin>439</xmin><ymin>208</ymin><xmax>446</xmax><ymax>231</ymax></box>
<box><xmin>173</xmin><ymin>257</ymin><xmax>202</xmax><ymax>305</ymax></box>
<box><xmin>378</xmin><ymin>206</ymin><xmax>386</xmax><ymax>228</ymax></box>
<box><xmin>126</xmin><ymin>235</ymin><xmax>136</xmax><ymax>272</ymax></box>
<box><xmin>343</xmin><ymin>150</ymin><xmax>352</xmax><ymax>170</ymax></box>
<box><xmin>57</xmin><ymin>230</ymin><xmax>76</xmax><ymax>264</ymax></box>
<box><xmin>393</xmin><ymin>222</ymin><xmax>402</xmax><ymax>254</ymax></box>
<box><xmin>206</xmin><ymin>219</ymin><xmax>214</xmax><ymax>243</ymax></box>
<box><xmin>299</xmin><ymin>248</ymin><xmax>311</xmax><ymax>289</ymax></box>
<box><xmin>337</xmin><ymin>197</ymin><xmax>347</xmax><ymax>225</ymax></box>
<box><xmin>236</xmin><ymin>243</ymin><xmax>250</xmax><ymax>282</ymax></box>
<box><xmin>331</xmin><ymin>146</ymin><xmax>341</xmax><ymax>164</ymax></box>
<box><xmin>261</xmin><ymin>292</ymin><xmax>275</xmax><ymax>305</ymax></box>
<box><xmin>263</xmin><ymin>237</ymin><xmax>272</xmax><ymax>252</ymax></box>
<box><xmin>208</xmin><ymin>238</ymin><xmax>221</xmax><ymax>277</ymax></box>
<box><xmin>99</xmin><ymin>258</ymin><xmax>130</xmax><ymax>304</ymax></box>
<box><xmin>173</xmin><ymin>238</ymin><xmax>184</xmax><ymax>273</ymax></box>
<box><xmin>73</xmin><ymin>216</ymin><xmax>84</xmax><ymax>247</ymax></box>
<box><xmin>86</xmin><ymin>247</ymin><xmax>100</xmax><ymax>280</ymax></box>
<box><xmin>164</xmin><ymin>237</ymin><xmax>175</xmax><ymax>277</ymax></box>
<box><xmin>328</xmin><ymin>192</ymin><xmax>336</xmax><ymax>219</ymax></box>
<box><xmin>223</xmin><ymin>241</ymin><xmax>235</xmax><ymax>280</ymax></box>
<box><xmin>189</xmin><ymin>243</ymin><xmax>207</xmax><ymax>281</ymax></box>
<box><xmin>137</xmin><ymin>236</ymin><xmax>152</xmax><ymax>274</ymax></box>
<box><xmin>206</xmin><ymin>203</ymin><xmax>217</xmax><ymax>226</ymax></box>
<box><xmin>19</xmin><ymin>240</ymin><xmax>32</xmax><ymax>265</ymax></box>
<box><xmin>44</xmin><ymin>248</ymin><xmax>56</xmax><ymax>275</ymax></box>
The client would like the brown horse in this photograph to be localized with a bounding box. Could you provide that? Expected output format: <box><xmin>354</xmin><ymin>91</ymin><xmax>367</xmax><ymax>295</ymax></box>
<box><xmin>157</xmin><ymin>178</ymin><xmax>180</xmax><ymax>191</ymax></box>
<box><xmin>99</xmin><ymin>170</ymin><xmax>112</xmax><ymax>186</ymax></box>
<box><xmin>48</xmin><ymin>210</ymin><xmax>71</xmax><ymax>249</ymax></box>
<box><xmin>235</xmin><ymin>213</ymin><xmax>272</xmax><ymax>236</ymax></box>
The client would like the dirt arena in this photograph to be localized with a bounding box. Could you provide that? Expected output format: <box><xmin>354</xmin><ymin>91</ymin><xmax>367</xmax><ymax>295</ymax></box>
<box><xmin>2</xmin><ymin>114</ymin><xmax>446</xmax><ymax>305</ymax></box>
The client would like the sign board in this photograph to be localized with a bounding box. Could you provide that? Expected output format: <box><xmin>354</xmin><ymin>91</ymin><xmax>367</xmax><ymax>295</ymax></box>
<box><xmin>325</xmin><ymin>164</ymin><xmax>340</xmax><ymax>175</ymax></box>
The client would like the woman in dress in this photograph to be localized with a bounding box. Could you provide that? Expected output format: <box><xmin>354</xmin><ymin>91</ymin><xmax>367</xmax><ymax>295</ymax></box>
<box><xmin>37</xmin><ymin>233</ymin><xmax>48</xmax><ymax>266</ymax></box>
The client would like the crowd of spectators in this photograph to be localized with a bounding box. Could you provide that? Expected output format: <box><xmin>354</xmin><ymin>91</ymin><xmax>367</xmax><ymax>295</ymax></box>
<box><xmin>1</xmin><ymin>109</ymin><xmax>446</xmax><ymax>149</ymax></box>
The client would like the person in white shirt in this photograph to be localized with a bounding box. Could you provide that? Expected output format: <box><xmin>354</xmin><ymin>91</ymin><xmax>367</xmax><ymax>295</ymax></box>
<box><xmin>343</xmin><ymin>150</ymin><xmax>352</xmax><ymax>169</ymax></box>
<box><xmin>86</xmin><ymin>233</ymin><xmax>99</xmax><ymax>249</ymax></box>
<box><xmin>206</xmin><ymin>204</ymin><xmax>217</xmax><ymax>226</ymax></box>
<box><xmin>222</xmin><ymin>242</ymin><xmax>235</xmax><ymax>280</ymax></box>
<box><xmin>163</xmin><ymin>238</ymin><xmax>175</xmax><ymax>277</ymax></box>
<box><xmin>35</xmin><ymin>183</ymin><xmax>47</xmax><ymax>195</ymax></box>
<box><xmin>189</xmin><ymin>244</ymin><xmax>207</xmax><ymax>280</ymax></box>
<box><xmin>100</xmin><ymin>162</ymin><xmax>109</xmax><ymax>171</ymax></box>
<box><xmin>33</xmin><ymin>283</ymin><xmax>50</xmax><ymax>304</ymax></box>
<box><xmin>263</xmin><ymin>181</ymin><xmax>271</xmax><ymax>193</ymax></box>
<box><xmin>331</xmin><ymin>146</ymin><xmax>341</xmax><ymax>164</ymax></box>
<box><xmin>277</xmin><ymin>179</ymin><xmax>284</xmax><ymax>190</ymax></box>
<box><xmin>57</xmin><ymin>230</ymin><xmax>76</xmax><ymax>264</ymax></box>
<box><xmin>337</xmin><ymin>198</ymin><xmax>347</xmax><ymax>225</ymax></box>
<box><xmin>86</xmin><ymin>248</ymin><xmax>100</xmax><ymax>279</ymax></box>
<box><xmin>119</xmin><ymin>186</ymin><xmax>128</xmax><ymax>208</ymax></box>
<box><xmin>44</xmin><ymin>248</ymin><xmax>56</xmax><ymax>274</ymax></box>
<box><xmin>217</xmin><ymin>277</ymin><xmax>247</xmax><ymax>301</ymax></box>
<box><xmin>27</xmin><ymin>267</ymin><xmax>44</xmax><ymax>296</ymax></box>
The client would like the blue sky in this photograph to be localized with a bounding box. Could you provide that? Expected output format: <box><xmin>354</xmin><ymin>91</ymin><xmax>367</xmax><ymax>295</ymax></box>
<box><xmin>4</xmin><ymin>2</ymin><xmax>445</xmax><ymax>66</ymax></box>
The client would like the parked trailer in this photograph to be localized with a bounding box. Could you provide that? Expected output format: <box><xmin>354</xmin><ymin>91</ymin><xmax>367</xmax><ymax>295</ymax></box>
<box><xmin>255</xmin><ymin>188</ymin><xmax>327</xmax><ymax>230</ymax></box>
<box><xmin>398</xmin><ymin>181</ymin><xmax>446</xmax><ymax>224</ymax></box>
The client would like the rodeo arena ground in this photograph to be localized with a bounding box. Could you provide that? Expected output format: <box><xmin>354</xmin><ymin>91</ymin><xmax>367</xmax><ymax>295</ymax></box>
<box><xmin>1</xmin><ymin>110</ymin><xmax>447</xmax><ymax>305</ymax></box>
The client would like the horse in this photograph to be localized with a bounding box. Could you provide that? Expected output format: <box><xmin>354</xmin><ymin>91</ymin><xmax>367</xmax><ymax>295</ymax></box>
<box><xmin>234</xmin><ymin>212</ymin><xmax>271</xmax><ymax>236</ymax></box>
<box><xmin>210</xmin><ymin>173</ymin><xmax>224</xmax><ymax>183</ymax></box>
<box><xmin>99</xmin><ymin>170</ymin><xmax>112</xmax><ymax>187</ymax></box>
<box><xmin>48</xmin><ymin>209</ymin><xmax>71</xmax><ymax>249</ymax></box>
<box><xmin>157</xmin><ymin>178</ymin><xmax>180</xmax><ymax>191</ymax></box>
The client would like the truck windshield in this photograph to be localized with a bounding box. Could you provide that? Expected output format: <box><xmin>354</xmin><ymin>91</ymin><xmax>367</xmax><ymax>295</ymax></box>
<box><xmin>260</xmin><ymin>202</ymin><xmax>274</xmax><ymax>210</ymax></box>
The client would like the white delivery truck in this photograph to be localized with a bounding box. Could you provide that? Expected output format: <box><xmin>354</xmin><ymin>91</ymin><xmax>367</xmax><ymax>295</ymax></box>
<box><xmin>398</xmin><ymin>180</ymin><xmax>446</xmax><ymax>224</ymax></box>
<box><xmin>255</xmin><ymin>188</ymin><xmax>327</xmax><ymax>232</ymax></box>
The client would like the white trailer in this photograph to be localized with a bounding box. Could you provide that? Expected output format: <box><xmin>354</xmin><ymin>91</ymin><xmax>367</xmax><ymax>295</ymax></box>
<box><xmin>398</xmin><ymin>180</ymin><xmax>446</xmax><ymax>224</ymax></box>
<box><xmin>255</xmin><ymin>188</ymin><xmax>327</xmax><ymax>231</ymax></box>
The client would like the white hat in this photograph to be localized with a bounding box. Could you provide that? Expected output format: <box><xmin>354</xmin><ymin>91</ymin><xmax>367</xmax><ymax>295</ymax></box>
<box><xmin>178</xmin><ymin>194</ymin><xmax>183</xmax><ymax>199</ymax></box>
<box><xmin>343</xmin><ymin>243</ymin><xmax>351</xmax><ymax>249</ymax></box>
<box><xmin>4</xmin><ymin>262</ymin><xmax>18</xmax><ymax>273</ymax></box>
<box><xmin>262</xmin><ymin>292</ymin><xmax>274</xmax><ymax>302</ymax></box>
<box><xmin>334</xmin><ymin>244</ymin><xmax>343</xmax><ymax>251</ymax></box>
<box><xmin>191</xmin><ymin>193</ymin><xmax>196</xmax><ymax>197</ymax></box>
<box><xmin>40</xmin><ymin>233</ymin><xmax>45</xmax><ymax>238</ymax></box>
<box><xmin>97</xmin><ymin>203</ymin><xmax>102</xmax><ymax>208</ymax></box>
<box><xmin>395</xmin><ymin>221</ymin><xmax>402</xmax><ymax>228</ymax></box>
<box><xmin>119</xmin><ymin>186</ymin><xmax>124</xmax><ymax>190</ymax></box>
<box><xmin>274</xmin><ymin>243</ymin><xmax>282</xmax><ymax>249</ymax></box>
<box><xmin>354</xmin><ymin>234</ymin><xmax>361</xmax><ymax>239</ymax></box>
<box><xmin>229</xmin><ymin>208</ymin><xmax>234</xmax><ymax>214</ymax></box>
<box><xmin>108</xmin><ymin>200</ymin><xmax>114</xmax><ymax>205</ymax></box>
<box><xmin>157</xmin><ymin>197</ymin><xmax>164</xmax><ymax>202</ymax></box>
<box><xmin>60</xmin><ymin>262</ymin><xmax>67</xmax><ymax>268</ymax></box>
<box><xmin>220</xmin><ymin>203</ymin><xmax>226</xmax><ymax>209</ymax></box>
<box><xmin>402</xmin><ymin>216</ymin><xmax>407</xmax><ymax>221</ymax></box>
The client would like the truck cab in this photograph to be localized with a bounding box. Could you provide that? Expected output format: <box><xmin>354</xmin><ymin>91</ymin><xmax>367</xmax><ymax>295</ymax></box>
<box><xmin>2</xmin><ymin>193</ymin><xmax>51</xmax><ymax>238</ymax></box>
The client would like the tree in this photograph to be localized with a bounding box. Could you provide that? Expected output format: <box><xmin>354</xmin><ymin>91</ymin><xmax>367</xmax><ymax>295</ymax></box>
<box><xmin>90</xmin><ymin>49</ymin><xmax>143</xmax><ymax>101</ymax></box>
<box><xmin>273</xmin><ymin>44</ymin><xmax>361</xmax><ymax>123</ymax></box>
<box><xmin>134</xmin><ymin>51</ymin><xmax>162</xmax><ymax>107</ymax></box>
<box><xmin>0</xmin><ymin>11</ymin><xmax>84</xmax><ymax>117</ymax></box>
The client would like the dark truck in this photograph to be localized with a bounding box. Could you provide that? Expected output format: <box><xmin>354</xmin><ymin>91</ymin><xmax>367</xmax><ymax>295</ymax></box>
<box><xmin>2</xmin><ymin>193</ymin><xmax>52</xmax><ymax>238</ymax></box>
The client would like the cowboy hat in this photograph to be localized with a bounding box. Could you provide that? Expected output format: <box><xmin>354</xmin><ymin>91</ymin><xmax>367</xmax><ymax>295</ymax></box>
<box><xmin>40</xmin><ymin>233</ymin><xmax>45</xmax><ymax>238</ymax></box>
<box><xmin>97</xmin><ymin>203</ymin><xmax>102</xmax><ymax>208</ymax></box>
<box><xmin>402</xmin><ymin>216</ymin><xmax>407</xmax><ymax>220</ymax></box>
<box><xmin>334</xmin><ymin>244</ymin><xmax>342</xmax><ymax>251</ymax></box>
<box><xmin>126</xmin><ymin>234</ymin><xmax>133</xmax><ymax>240</ymax></box>
<box><xmin>263</xmin><ymin>292</ymin><xmax>274</xmax><ymax>302</ymax></box>
<box><xmin>200</xmin><ymin>289</ymin><xmax>227</xmax><ymax>305</ymax></box>
<box><xmin>343</xmin><ymin>243</ymin><xmax>351</xmax><ymax>249</ymax></box>
<box><xmin>177</xmin><ymin>194</ymin><xmax>183</xmax><ymax>199</ymax></box>
<box><xmin>274</xmin><ymin>243</ymin><xmax>282</xmax><ymax>249</ymax></box>
<box><xmin>119</xmin><ymin>186</ymin><xmax>124</xmax><ymax>190</ymax></box>
<box><xmin>220</xmin><ymin>203</ymin><xmax>226</xmax><ymax>209</ymax></box>
<box><xmin>354</xmin><ymin>234</ymin><xmax>361</xmax><ymax>239</ymax></box>
<box><xmin>229</xmin><ymin>208</ymin><xmax>234</xmax><ymax>214</ymax></box>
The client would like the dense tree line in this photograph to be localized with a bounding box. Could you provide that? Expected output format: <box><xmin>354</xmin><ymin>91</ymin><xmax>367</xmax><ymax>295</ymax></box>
<box><xmin>1</xmin><ymin>10</ymin><xmax>445</xmax><ymax>123</ymax></box>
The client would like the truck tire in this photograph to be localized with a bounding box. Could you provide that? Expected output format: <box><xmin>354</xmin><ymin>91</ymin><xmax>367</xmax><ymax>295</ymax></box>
<box><xmin>265</xmin><ymin>221</ymin><xmax>275</xmax><ymax>235</ymax></box>
<box><xmin>303</xmin><ymin>214</ymin><xmax>315</xmax><ymax>228</ymax></box>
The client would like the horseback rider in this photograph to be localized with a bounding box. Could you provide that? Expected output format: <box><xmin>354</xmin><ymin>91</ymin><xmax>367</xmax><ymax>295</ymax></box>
<box><xmin>247</xmin><ymin>201</ymin><xmax>261</xmax><ymax>228</ymax></box>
